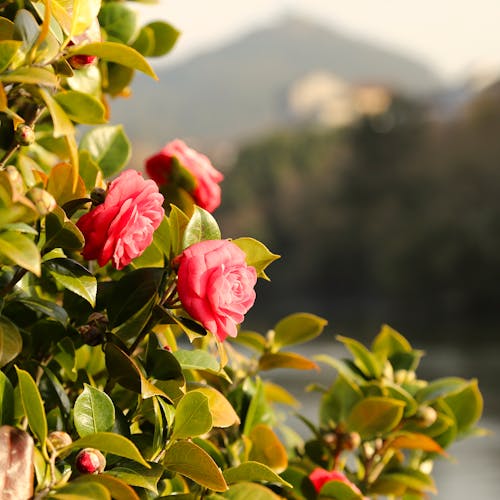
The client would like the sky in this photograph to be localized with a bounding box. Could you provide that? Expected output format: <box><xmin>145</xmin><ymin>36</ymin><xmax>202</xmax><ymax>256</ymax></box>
<box><xmin>135</xmin><ymin>0</ymin><xmax>500</xmax><ymax>83</ymax></box>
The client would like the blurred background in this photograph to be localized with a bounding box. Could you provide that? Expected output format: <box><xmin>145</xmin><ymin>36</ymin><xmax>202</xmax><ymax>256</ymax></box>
<box><xmin>113</xmin><ymin>2</ymin><xmax>500</xmax><ymax>497</ymax></box>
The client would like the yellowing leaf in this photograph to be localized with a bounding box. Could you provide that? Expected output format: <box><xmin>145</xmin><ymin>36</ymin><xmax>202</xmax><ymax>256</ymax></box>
<box><xmin>46</xmin><ymin>162</ymin><xmax>86</xmax><ymax>207</ymax></box>
<box><xmin>247</xmin><ymin>424</ymin><xmax>287</xmax><ymax>473</ymax></box>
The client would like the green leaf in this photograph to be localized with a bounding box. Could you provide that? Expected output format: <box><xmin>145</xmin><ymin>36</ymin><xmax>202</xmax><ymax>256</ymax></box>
<box><xmin>371</xmin><ymin>324</ymin><xmax>412</xmax><ymax>359</ymax></box>
<box><xmin>73</xmin><ymin>474</ymin><xmax>140</xmax><ymax>500</ymax></box>
<box><xmin>61</xmin><ymin>432</ymin><xmax>149</xmax><ymax>467</ymax></box>
<box><xmin>0</xmin><ymin>40</ymin><xmax>22</xmax><ymax>72</ymax></box>
<box><xmin>258</xmin><ymin>352</ymin><xmax>318</xmax><ymax>371</ymax></box>
<box><xmin>163</xmin><ymin>440</ymin><xmax>227</xmax><ymax>492</ymax></box>
<box><xmin>79</xmin><ymin>150</ymin><xmax>101</xmax><ymax>191</ymax></box>
<box><xmin>320</xmin><ymin>375</ymin><xmax>363</xmax><ymax>426</ymax></box>
<box><xmin>105</xmin><ymin>461</ymin><xmax>164</xmax><ymax>494</ymax></box>
<box><xmin>247</xmin><ymin>424</ymin><xmax>288</xmax><ymax>473</ymax></box>
<box><xmin>45</xmin><ymin>205</ymin><xmax>85</xmax><ymax>251</ymax></box>
<box><xmin>224</xmin><ymin>461</ymin><xmax>292</xmax><ymax>488</ymax></box>
<box><xmin>319</xmin><ymin>480</ymin><xmax>363</xmax><ymax>500</ymax></box>
<box><xmin>346</xmin><ymin>397</ymin><xmax>405</xmax><ymax>439</ymax></box>
<box><xmin>272</xmin><ymin>312</ymin><xmax>327</xmax><ymax>349</ymax></box>
<box><xmin>0</xmin><ymin>230</ymin><xmax>41</xmax><ymax>276</ymax></box>
<box><xmin>15</xmin><ymin>367</ymin><xmax>48</xmax><ymax>447</ymax></box>
<box><xmin>229</xmin><ymin>330</ymin><xmax>266</xmax><ymax>353</ymax></box>
<box><xmin>415</xmin><ymin>377</ymin><xmax>468</xmax><ymax>403</ymax></box>
<box><xmin>173</xmin><ymin>349</ymin><xmax>220</xmax><ymax>373</ymax></box>
<box><xmin>189</xmin><ymin>386</ymin><xmax>240</xmax><ymax>428</ymax></box>
<box><xmin>47</xmin><ymin>481</ymin><xmax>111</xmax><ymax>500</ymax></box>
<box><xmin>224</xmin><ymin>483</ymin><xmax>280</xmax><ymax>500</ymax></box>
<box><xmin>243</xmin><ymin>378</ymin><xmax>273</xmax><ymax>434</ymax></box>
<box><xmin>68</xmin><ymin>42</ymin><xmax>157</xmax><ymax>79</ymax></box>
<box><xmin>38</xmin><ymin>88</ymin><xmax>75</xmax><ymax>138</ymax></box>
<box><xmin>46</xmin><ymin>258</ymin><xmax>97</xmax><ymax>306</ymax></box>
<box><xmin>0</xmin><ymin>316</ymin><xmax>22</xmax><ymax>368</ymax></box>
<box><xmin>0</xmin><ymin>370</ymin><xmax>14</xmax><ymax>424</ymax></box>
<box><xmin>17</xmin><ymin>297</ymin><xmax>68</xmax><ymax>324</ymax></box>
<box><xmin>74</xmin><ymin>384</ymin><xmax>115</xmax><ymax>437</ymax></box>
<box><xmin>181</xmin><ymin>206</ymin><xmax>221</xmax><ymax>250</ymax></box>
<box><xmin>168</xmin><ymin>204</ymin><xmax>190</xmax><ymax>256</ymax></box>
<box><xmin>79</xmin><ymin>125</ymin><xmax>131</xmax><ymax>177</ymax></box>
<box><xmin>107</xmin><ymin>268</ymin><xmax>163</xmax><ymax>328</ymax></box>
<box><xmin>442</xmin><ymin>379</ymin><xmax>483</xmax><ymax>434</ymax></box>
<box><xmin>145</xmin><ymin>21</ymin><xmax>180</xmax><ymax>57</ymax></box>
<box><xmin>171</xmin><ymin>391</ymin><xmax>212</xmax><ymax>440</ymax></box>
<box><xmin>232</xmin><ymin>237</ymin><xmax>280</xmax><ymax>280</ymax></box>
<box><xmin>337</xmin><ymin>335</ymin><xmax>382</xmax><ymax>378</ymax></box>
<box><xmin>54</xmin><ymin>90</ymin><xmax>106</xmax><ymax>124</ymax></box>
<box><xmin>53</xmin><ymin>337</ymin><xmax>77</xmax><ymax>382</ymax></box>
<box><xmin>0</xmin><ymin>67</ymin><xmax>58</xmax><ymax>86</ymax></box>
<box><xmin>99</xmin><ymin>2</ymin><xmax>138</xmax><ymax>44</ymax></box>
<box><xmin>372</xmin><ymin>469</ymin><xmax>436</xmax><ymax>495</ymax></box>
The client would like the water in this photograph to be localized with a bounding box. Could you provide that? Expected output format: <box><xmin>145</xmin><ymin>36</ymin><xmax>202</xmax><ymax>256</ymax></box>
<box><xmin>268</xmin><ymin>341</ymin><xmax>500</xmax><ymax>499</ymax></box>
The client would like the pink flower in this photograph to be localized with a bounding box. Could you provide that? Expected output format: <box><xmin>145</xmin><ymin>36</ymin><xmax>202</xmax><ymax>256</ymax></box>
<box><xmin>145</xmin><ymin>139</ymin><xmax>223</xmax><ymax>213</ymax></box>
<box><xmin>176</xmin><ymin>239</ymin><xmax>257</xmax><ymax>341</ymax></box>
<box><xmin>309</xmin><ymin>468</ymin><xmax>362</xmax><ymax>496</ymax></box>
<box><xmin>77</xmin><ymin>169</ymin><xmax>164</xmax><ymax>270</ymax></box>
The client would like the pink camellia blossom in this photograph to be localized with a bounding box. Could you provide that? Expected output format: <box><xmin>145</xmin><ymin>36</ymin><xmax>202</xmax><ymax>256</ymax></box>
<box><xmin>77</xmin><ymin>169</ymin><xmax>164</xmax><ymax>270</ymax></box>
<box><xmin>309</xmin><ymin>468</ymin><xmax>363</xmax><ymax>496</ymax></box>
<box><xmin>145</xmin><ymin>139</ymin><xmax>224</xmax><ymax>213</ymax></box>
<box><xmin>176</xmin><ymin>239</ymin><xmax>257</xmax><ymax>341</ymax></box>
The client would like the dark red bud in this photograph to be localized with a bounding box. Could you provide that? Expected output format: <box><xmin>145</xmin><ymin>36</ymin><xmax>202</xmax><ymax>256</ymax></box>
<box><xmin>68</xmin><ymin>54</ymin><xmax>97</xmax><ymax>70</ymax></box>
<box><xmin>75</xmin><ymin>448</ymin><xmax>106</xmax><ymax>474</ymax></box>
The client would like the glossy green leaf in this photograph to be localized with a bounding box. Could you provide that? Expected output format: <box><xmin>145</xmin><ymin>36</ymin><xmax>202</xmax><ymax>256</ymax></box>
<box><xmin>337</xmin><ymin>335</ymin><xmax>382</xmax><ymax>378</ymax></box>
<box><xmin>258</xmin><ymin>352</ymin><xmax>318</xmax><ymax>371</ymax></box>
<box><xmin>272</xmin><ymin>312</ymin><xmax>327</xmax><ymax>349</ymax></box>
<box><xmin>105</xmin><ymin>460</ymin><xmax>163</xmax><ymax>494</ymax></box>
<box><xmin>163</xmin><ymin>440</ymin><xmax>227</xmax><ymax>492</ymax></box>
<box><xmin>190</xmin><ymin>386</ymin><xmax>240</xmax><ymax>428</ymax></box>
<box><xmin>79</xmin><ymin>125</ymin><xmax>131</xmax><ymax>177</ymax></box>
<box><xmin>15</xmin><ymin>367</ymin><xmax>48</xmax><ymax>447</ymax></box>
<box><xmin>415</xmin><ymin>377</ymin><xmax>467</xmax><ymax>403</ymax></box>
<box><xmin>229</xmin><ymin>330</ymin><xmax>266</xmax><ymax>352</ymax></box>
<box><xmin>0</xmin><ymin>316</ymin><xmax>22</xmax><ymax>368</ymax></box>
<box><xmin>68</xmin><ymin>41</ymin><xmax>157</xmax><ymax>79</ymax></box>
<box><xmin>0</xmin><ymin>230</ymin><xmax>41</xmax><ymax>276</ymax></box>
<box><xmin>224</xmin><ymin>482</ymin><xmax>279</xmax><ymax>500</ymax></box>
<box><xmin>320</xmin><ymin>375</ymin><xmax>363</xmax><ymax>425</ymax></box>
<box><xmin>232</xmin><ymin>237</ymin><xmax>280</xmax><ymax>280</ymax></box>
<box><xmin>0</xmin><ymin>40</ymin><xmax>21</xmax><ymax>72</ymax></box>
<box><xmin>443</xmin><ymin>379</ymin><xmax>483</xmax><ymax>434</ymax></box>
<box><xmin>248</xmin><ymin>424</ymin><xmax>288</xmax><ymax>473</ymax></box>
<box><xmin>0</xmin><ymin>66</ymin><xmax>58</xmax><ymax>86</ymax></box>
<box><xmin>145</xmin><ymin>21</ymin><xmax>180</xmax><ymax>57</ymax></box>
<box><xmin>38</xmin><ymin>88</ymin><xmax>75</xmax><ymax>138</ymax></box>
<box><xmin>181</xmin><ymin>206</ymin><xmax>221</xmax><ymax>249</ymax></box>
<box><xmin>371</xmin><ymin>324</ymin><xmax>412</xmax><ymax>358</ymax></box>
<box><xmin>61</xmin><ymin>432</ymin><xmax>149</xmax><ymax>467</ymax></box>
<box><xmin>54</xmin><ymin>90</ymin><xmax>106</xmax><ymax>124</ymax></box>
<box><xmin>47</xmin><ymin>480</ymin><xmax>111</xmax><ymax>500</ymax></box>
<box><xmin>74</xmin><ymin>384</ymin><xmax>115</xmax><ymax>437</ymax></box>
<box><xmin>0</xmin><ymin>371</ymin><xmax>14</xmax><ymax>424</ymax></box>
<box><xmin>45</xmin><ymin>206</ymin><xmax>85</xmax><ymax>251</ymax></box>
<box><xmin>168</xmin><ymin>204</ymin><xmax>190</xmax><ymax>256</ymax></box>
<box><xmin>42</xmin><ymin>365</ymin><xmax>71</xmax><ymax>423</ymax></box>
<box><xmin>173</xmin><ymin>349</ymin><xmax>220</xmax><ymax>373</ymax></box>
<box><xmin>53</xmin><ymin>337</ymin><xmax>77</xmax><ymax>382</ymax></box>
<box><xmin>107</xmin><ymin>268</ymin><xmax>163</xmax><ymax>327</ymax></box>
<box><xmin>315</xmin><ymin>354</ymin><xmax>365</xmax><ymax>384</ymax></box>
<box><xmin>224</xmin><ymin>461</ymin><xmax>292</xmax><ymax>487</ymax></box>
<box><xmin>73</xmin><ymin>474</ymin><xmax>140</xmax><ymax>500</ymax></box>
<box><xmin>320</xmin><ymin>480</ymin><xmax>363</xmax><ymax>500</ymax></box>
<box><xmin>373</xmin><ymin>469</ymin><xmax>436</xmax><ymax>494</ymax></box>
<box><xmin>171</xmin><ymin>391</ymin><xmax>212</xmax><ymax>440</ymax></box>
<box><xmin>46</xmin><ymin>258</ymin><xmax>97</xmax><ymax>307</ymax></box>
<box><xmin>131</xmin><ymin>26</ymin><xmax>154</xmax><ymax>56</ymax></box>
<box><xmin>243</xmin><ymin>378</ymin><xmax>273</xmax><ymax>434</ymax></box>
<box><xmin>346</xmin><ymin>397</ymin><xmax>405</xmax><ymax>439</ymax></box>
<box><xmin>17</xmin><ymin>297</ymin><xmax>68</xmax><ymax>324</ymax></box>
<box><xmin>78</xmin><ymin>150</ymin><xmax>101</xmax><ymax>191</ymax></box>
<box><xmin>99</xmin><ymin>2</ymin><xmax>138</xmax><ymax>44</ymax></box>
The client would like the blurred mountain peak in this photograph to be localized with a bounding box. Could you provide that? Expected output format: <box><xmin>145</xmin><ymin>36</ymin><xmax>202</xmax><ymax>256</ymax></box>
<box><xmin>112</xmin><ymin>14</ymin><xmax>443</xmax><ymax>151</ymax></box>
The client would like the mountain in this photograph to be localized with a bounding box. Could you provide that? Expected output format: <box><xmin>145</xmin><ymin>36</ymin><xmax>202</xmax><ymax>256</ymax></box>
<box><xmin>110</xmin><ymin>15</ymin><xmax>442</xmax><ymax>152</ymax></box>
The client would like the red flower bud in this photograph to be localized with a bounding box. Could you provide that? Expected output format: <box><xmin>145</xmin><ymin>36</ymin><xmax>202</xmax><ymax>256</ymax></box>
<box><xmin>75</xmin><ymin>448</ymin><xmax>106</xmax><ymax>474</ymax></box>
<box><xmin>68</xmin><ymin>53</ymin><xmax>97</xmax><ymax>69</ymax></box>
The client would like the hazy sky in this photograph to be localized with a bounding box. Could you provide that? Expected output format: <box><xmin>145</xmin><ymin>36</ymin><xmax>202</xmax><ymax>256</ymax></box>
<box><xmin>135</xmin><ymin>1</ymin><xmax>500</xmax><ymax>82</ymax></box>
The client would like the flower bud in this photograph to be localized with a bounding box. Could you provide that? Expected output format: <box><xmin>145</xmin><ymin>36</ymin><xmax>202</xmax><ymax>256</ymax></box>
<box><xmin>68</xmin><ymin>53</ymin><xmax>97</xmax><ymax>70</ymax></box>
<box><xmin>343</xmin><ymin>432</ymin><xmax>361</xmax><ymax>451</ymax></box>
<box><xmin>14</xmin><ymin>124</ymin><xmax>35</xmax><ymax>146</ymax></box>
<box><xmin>75</xmin><ymin>448</ymin><xmax>106</xmax><ymax>474</ymax></box>
<box><xmin>415</xmin><ymin>406</ymin><xmax>438</xmax><ymax>427</ymax></box>
<box><xmin>90</xmin><ymin>187</ymin><xmax>106</xmax><ymax>206</ymax></box>
<box><xmin>47</xmin><ymin>431</ymin><xmax>72</xmax><ymax>451</ymax></box>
